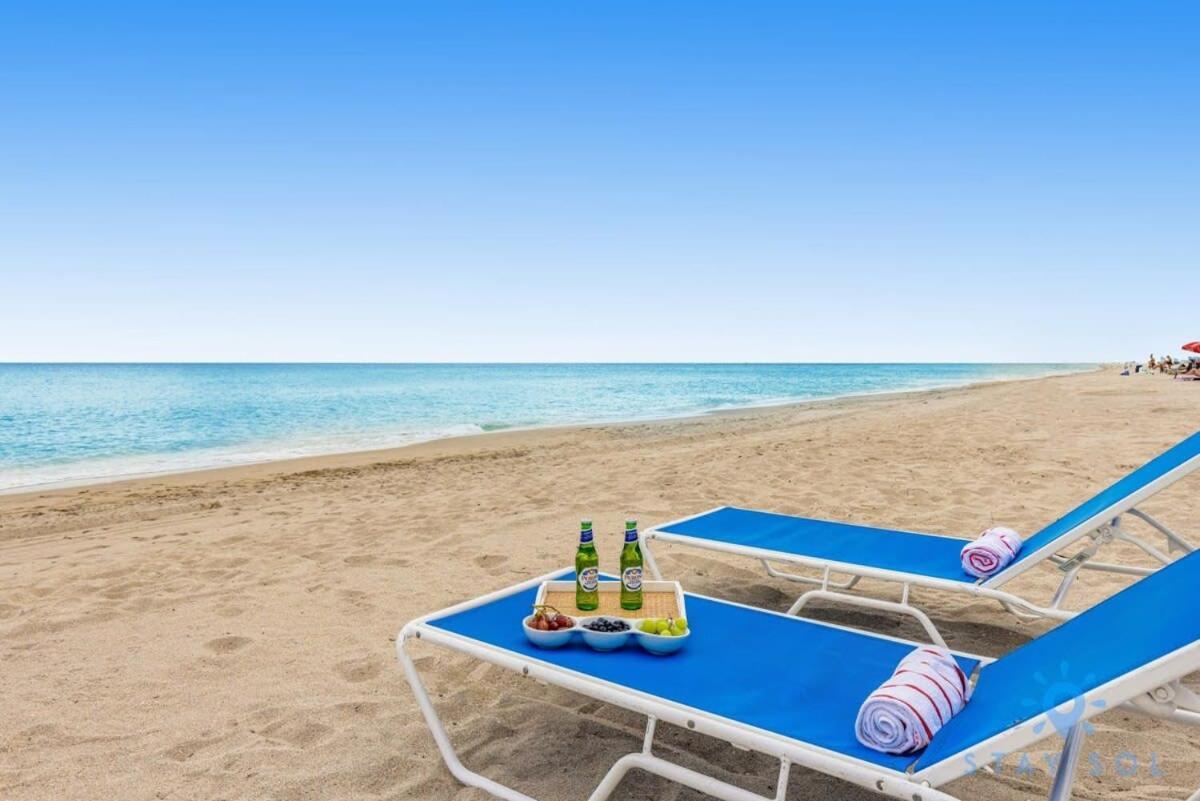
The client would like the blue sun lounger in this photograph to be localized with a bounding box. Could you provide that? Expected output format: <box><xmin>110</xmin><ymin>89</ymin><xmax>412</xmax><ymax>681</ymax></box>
<box><xmin>398</xmin><ymin>559</ymin><xmax>1200</xmax><ymax>801</ymax></box>
<box><xmin>641</xmin><ymin>431</ymin><xmax>1200</xmax><ymax>643</ymax></box>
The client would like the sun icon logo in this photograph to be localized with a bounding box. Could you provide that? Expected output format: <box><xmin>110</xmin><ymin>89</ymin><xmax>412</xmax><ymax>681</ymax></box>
<box><xmin>1023</xmin><ymin>661</ymin><xmax>1107</xmax><ymax>736</ymax></box>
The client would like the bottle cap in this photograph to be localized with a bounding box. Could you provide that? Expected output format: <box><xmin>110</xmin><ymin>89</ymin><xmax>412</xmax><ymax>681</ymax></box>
<box><xmin>581</xmin><ymin>519</ymin><xmax>592</xmax><ymax>529</ymax></box>
<box><xmin>625</xmin><ymin>519</ymin><xmax>637</xmax><ymax>529</ymax></box>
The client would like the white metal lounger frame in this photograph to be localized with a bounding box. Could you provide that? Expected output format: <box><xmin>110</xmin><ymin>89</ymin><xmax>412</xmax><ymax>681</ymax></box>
<box><xmin>397</xmin><ymin>568</ymin><xmax>1200</xmax><ymax>801</ymax></box>
<box><xmin>641</xmin><ymin>452</ymin><xmax>1198</xmax><ymax>645</ymax></box>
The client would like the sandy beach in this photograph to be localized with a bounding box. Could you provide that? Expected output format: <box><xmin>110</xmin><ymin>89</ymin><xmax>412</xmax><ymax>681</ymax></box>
<box><xmin>2</xmin><ymin>367</ymin><xmax>1198</xmax><ymax>801</ymax></box>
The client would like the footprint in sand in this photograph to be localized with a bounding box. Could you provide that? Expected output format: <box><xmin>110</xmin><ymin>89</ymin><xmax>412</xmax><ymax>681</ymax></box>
<box><xmin>164</xmin><ymin>735</ymin><xmax>224</xmax><ymax>762</ymax></box>
<box><xmin>204</xmin><ymin>635</ymin><xmax>253</xmax><ymax>654</ymax></box>
<box><xmin>18</xmin><ymin>723</ymin><xmax>67</xmax><ymax>745</ymax></box>
<box><xmin>259</xmin><ymin>718</ymin><xmax>333</xmax><ymax>748</ymax></box>
<box><xmin>334</xmin><ymin>657</ymin><xmax>382</xmax><ymax>683</ymax></box>
<box><xmin>338</xmin><ymin>589</ymin><xmax>376</xmax><ymax>613</ymax></box>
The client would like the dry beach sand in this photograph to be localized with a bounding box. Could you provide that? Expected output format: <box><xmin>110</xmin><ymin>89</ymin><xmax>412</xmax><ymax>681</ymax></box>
<box><xmin>2</xmin><ymin>368</ymin><xmax>1199</xmax><ymax>801</ymax></box>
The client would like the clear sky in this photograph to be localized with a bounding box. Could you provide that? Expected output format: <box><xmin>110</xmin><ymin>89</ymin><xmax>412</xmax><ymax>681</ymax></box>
<box><xmin>1</xmin><ymin>2</ymin><xmax>1196</xmax><ymax>362</ymax></box>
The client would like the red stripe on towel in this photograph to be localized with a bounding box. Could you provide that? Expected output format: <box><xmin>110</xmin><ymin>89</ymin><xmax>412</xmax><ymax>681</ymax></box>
<box><xmin>895</xmin><ymin>668</ymin><xmax>956</xmax><ymax>711</ymax></box>
<box><xmin>881</xmin><ymin>682</ymin><xmax>945</xmax><ymax>726</ymax></box>
<box><xmin>874</xmin><ymin>693</ymin><xmax>934</xmax><ymax>741</ymax></box>
<box><xmin>952</xmin><ymin>663</ymin><xmax>968</xmax><ymax>696</ymax></box>
<box><xmin>918</xmin><ymin>649</ymin><xmax>968</xmax><ymax>695</ymax></box>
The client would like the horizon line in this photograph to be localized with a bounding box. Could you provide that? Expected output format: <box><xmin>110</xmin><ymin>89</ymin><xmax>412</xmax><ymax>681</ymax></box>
<box><xmin>0</xmin><ymin>360</ymin><xmax>1106</xmax><ymax>367</ymax></box>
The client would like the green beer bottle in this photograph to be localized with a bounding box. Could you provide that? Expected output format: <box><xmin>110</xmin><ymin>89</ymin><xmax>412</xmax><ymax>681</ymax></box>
<box><xmin>619</xmin><ymin>519</ymin><xmax>643</xmax><ymax>610</ymax></box>
<box><xmin>575</xmin><ymin>519</ymin><xmax>600</xmax><ymax>611</ymax></box>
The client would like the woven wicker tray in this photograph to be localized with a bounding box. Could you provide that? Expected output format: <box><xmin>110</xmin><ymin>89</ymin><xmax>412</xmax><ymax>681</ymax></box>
<box><xmin>535</xmin><ymin>580</ymin><xmax>685</xmax><ymax>620</ymax></box>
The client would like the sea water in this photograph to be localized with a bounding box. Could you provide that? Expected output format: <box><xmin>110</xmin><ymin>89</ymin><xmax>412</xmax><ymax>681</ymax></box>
<box><xmin>0</xmin><ymin>363</ymin><xmax>1092</xmax><ymax>492</ymax></box>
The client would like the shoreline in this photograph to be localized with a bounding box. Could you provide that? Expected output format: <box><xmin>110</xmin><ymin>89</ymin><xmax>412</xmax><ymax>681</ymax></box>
<box><xmin>0</xmin><ymin>364</ymin><xmax>1100</xmax><ymax>498</ymax></box>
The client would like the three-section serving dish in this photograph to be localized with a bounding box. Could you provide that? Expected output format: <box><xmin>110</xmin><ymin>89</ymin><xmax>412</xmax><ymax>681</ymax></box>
<box><xmin>522</xmin><ymin>579</ymin><xmax>691</xmax><ymax>656</ymax></box>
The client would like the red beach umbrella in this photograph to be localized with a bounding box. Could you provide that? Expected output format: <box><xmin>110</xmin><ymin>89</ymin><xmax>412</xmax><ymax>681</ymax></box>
<box><xmin>1184</xmin><ymin>342</ymin><xmax>1200</xmax><ymax>354</ymax></box>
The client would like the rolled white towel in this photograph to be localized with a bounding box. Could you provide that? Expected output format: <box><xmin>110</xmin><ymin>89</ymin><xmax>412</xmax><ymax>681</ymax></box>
<box><xmin>855</xmin><ymin>646</ymin><xmax>972</xmax><ymax>755</ymax></box>
<box><xmin>960</xmin><ymin>526</ymin><xmax>1023</xmax><ymax>579</ymax></box>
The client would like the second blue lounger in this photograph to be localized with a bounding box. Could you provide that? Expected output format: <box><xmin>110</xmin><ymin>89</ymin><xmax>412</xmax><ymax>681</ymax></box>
<box><xmin>642</xmin><ymin>431</ymin><xmax>1200</xmax><ymax>638</ymax></box>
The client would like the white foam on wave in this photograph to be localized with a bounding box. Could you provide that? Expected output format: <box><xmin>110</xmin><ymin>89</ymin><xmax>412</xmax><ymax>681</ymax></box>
<box><xmin>0</xmin><ymin>423</ymin><xmax>488</xmax><ymax>494</ymax></box>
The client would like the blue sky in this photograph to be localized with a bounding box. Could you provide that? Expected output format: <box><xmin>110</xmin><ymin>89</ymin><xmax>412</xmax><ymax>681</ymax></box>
<box><xmin>1</xmin><ymin>2</ymin><xmax>1196</xmax><ymax>362</ymax></box>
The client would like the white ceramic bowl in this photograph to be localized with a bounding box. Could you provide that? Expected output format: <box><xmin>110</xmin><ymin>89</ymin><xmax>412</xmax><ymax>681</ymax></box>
<box><xmin>578</xmin><ymin>617</ymin><xmax>633</xmax><ymax>651</ymax></box>
<box><xmin>522</xmin><ymin>614</ymin><xmax>576</xmax><ymax>649</ymax></box>
<box><xmin>634</xmin><ymin>627</ymin><xmax>690</xmax><ymax>655</ymax></box>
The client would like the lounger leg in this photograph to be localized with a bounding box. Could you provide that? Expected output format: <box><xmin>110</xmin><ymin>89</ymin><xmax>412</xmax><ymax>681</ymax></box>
<box><xmin>1047</xmin><ymin>723</ymin><xmax>1087</xmax><ymax>801</ymax></box>
<box><xmin>1049</xmin><ymin>562</ymin><xmax>1085</xmax><ymax>610</ymax></box>
<box><xmin>997</xmin><ymin>599</ymin><xmax>1051</xmax><ymax>621</ymax></box>
<box><xmin>1046</xmin><ymin>557</ymin><xmax>1156</xmax><ymax>577</ymax></box>
<box><xmin>1035</xmin><ymin>516</ymin><xmax>1180</xmax><ymax>618</ymax></box>
<box><xmin>1126</xmin><ymin>680</ymin><xmax>1200</xmax><ymax>726</ymax></box>
<box><xmin>762</xmin><ymin>560</ymin><xmax>862</xmax><ymax>590</ymax></box>
<box><xmin>1046</xmin><ymin>511</ymin><xmax>1191</xmax><ymax>582</ymax></box>
<box><xmin>587</xmin><ymin>723</ymin><xmax>962</xmax><ymax>801</ymax></box>
<box><xmin>786</xmin><ymin>585</ymin><xmax>949</xmax><ymax>649</ymax></box>
<box><xmin>1039</xmin><ymin>524</ymin><xmax>1125</xmax><ymax>614</ymax></box>
<box><xmin>397</xmin><ymin>628</ymin><xmax>539</xmax><ymax>801</ymax></box>
<box><xmin>1112</xmin><ymin>526</ymin><xmax>1174</xmax><ymax>566</ymax></box>
<box><xmin>1126</xmin><ymin>508</ymin><xmax>1195</xmax><ymax>555</ymax></box>
<box><xmin>588</xmin><ymin>716</ymin><xmax>794</xmax><ymax>801</ymax></box>
<box><xmin>641</xmin><ymin>534</ymin><xmax>664</xmax><ymax>580</ymax></box>
<box><xmin>585</xmin><ymin>714</ymin><xmax>796</xmax><ymax>801</ymax></box>
<box><xmin>588</xmin><ymin>752</ymin><xmax>782</xmax><ymax>801</ymax></box>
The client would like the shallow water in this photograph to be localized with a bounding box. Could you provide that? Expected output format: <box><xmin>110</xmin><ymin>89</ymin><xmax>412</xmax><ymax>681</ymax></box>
<box><xmin>0</xmin><ymin>363</ymin><xmax>1092</xmax><ymax>491</ymax></box>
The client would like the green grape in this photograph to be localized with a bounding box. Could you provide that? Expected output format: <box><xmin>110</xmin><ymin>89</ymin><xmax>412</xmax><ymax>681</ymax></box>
<box><xmin>655</xmin><ymin>621</ymin><xmax>670</xmax><ymax>635</ymax></box>
<box><xmin>640</xmin><ymin>620</ymin><xmax>657</xmax><ymax>634</ymax></box>
<box><xmin>674</xmin><ymin>617</ymin><xmax>688</xmax><ymax>631</ymax></box>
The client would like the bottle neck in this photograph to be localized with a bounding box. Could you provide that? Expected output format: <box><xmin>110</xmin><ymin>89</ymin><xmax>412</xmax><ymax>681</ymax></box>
<box><xmin>624</xmin><ymin>529</ymin><xmax>638</xmax><ymax>543</ymax></box>
<box><xmin>579</xmin><ymin>530</ymin><xmax>594</xmax><ymax>545</ymax></box>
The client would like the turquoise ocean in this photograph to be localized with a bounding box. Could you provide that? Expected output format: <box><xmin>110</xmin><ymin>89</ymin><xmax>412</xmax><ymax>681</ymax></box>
<box><xmin>0</xmin><ymin>363</ymin><xmax>1092</xmax><ymax>492</ymax></box>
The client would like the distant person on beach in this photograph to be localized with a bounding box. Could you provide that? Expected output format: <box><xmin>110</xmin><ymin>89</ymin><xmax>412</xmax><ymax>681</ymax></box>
<box><xmin>1148</xmin><ymin>355</ymin><xmax>1157</xmax><ymax>371</ymax></box>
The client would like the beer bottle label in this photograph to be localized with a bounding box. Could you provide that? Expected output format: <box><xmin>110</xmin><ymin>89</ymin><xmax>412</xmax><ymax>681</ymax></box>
<box><xmin>579</xmin><ymin>567</ymin><xmax>599</xmax><ymax>592</ymax></box>
<box><xmin>621</xmin><ymin>566</ymin><xmax>643</xmax><ymax>592</ymax></box>
<box><xmin>579</xmin><ymin>530</ymin><xmax>594</xmax><ymax>544</ymax></box>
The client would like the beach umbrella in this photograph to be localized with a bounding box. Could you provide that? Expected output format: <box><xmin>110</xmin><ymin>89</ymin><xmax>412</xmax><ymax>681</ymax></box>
<box><xmin>1184</xmin><ymin>342</ymin><xmax>1200</xmax><ymax>354</ymax></box>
